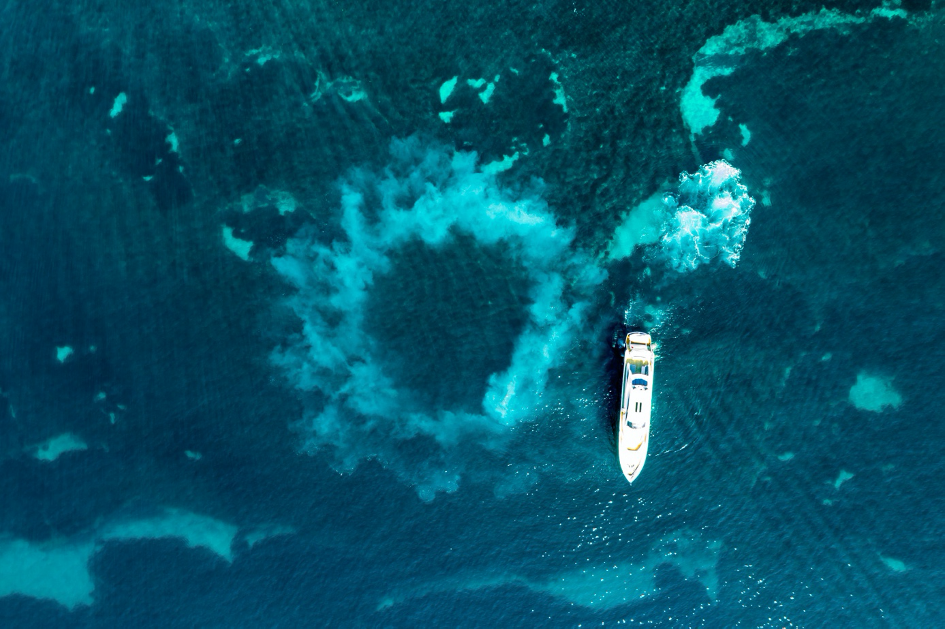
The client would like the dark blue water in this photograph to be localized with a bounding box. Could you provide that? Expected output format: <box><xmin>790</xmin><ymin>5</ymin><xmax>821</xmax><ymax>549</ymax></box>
<box><xmin>1</xmin><ymin>0</ymin><xmax>943</xmax><ymax>626</ymax></box>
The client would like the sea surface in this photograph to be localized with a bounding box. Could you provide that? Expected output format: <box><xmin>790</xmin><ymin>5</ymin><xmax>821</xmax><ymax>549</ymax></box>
<box><xmin>0</xmin><ymin>0</ymin><xmax>943</xmax><ymax>626</ymax></box>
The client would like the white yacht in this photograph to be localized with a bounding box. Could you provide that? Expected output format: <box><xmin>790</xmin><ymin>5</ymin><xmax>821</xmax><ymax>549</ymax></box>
<box><xmin>618</xmin><ymin>332</ymin><xmax>654</xmax><ymax>483</ymax></box>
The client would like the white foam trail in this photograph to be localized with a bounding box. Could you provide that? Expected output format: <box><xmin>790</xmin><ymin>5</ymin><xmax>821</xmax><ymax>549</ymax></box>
<box><xmin>607</xmin><ymin>161</ymin><xmax>753</xmax><ymax>272</ymax></box>
<box><xmin>656</xmin><ymin>160</ymin><xmax>754</xmax><ymax>273</ymax></box>
<box><xmin>615</xmin><ymin>161</ymin><xmax>752</xmax><ymax>340</ymax></box>
<box><xmin>271</xmin><ymin>138</ymin><xmax>605</xmax><ymax>500</ymax></box>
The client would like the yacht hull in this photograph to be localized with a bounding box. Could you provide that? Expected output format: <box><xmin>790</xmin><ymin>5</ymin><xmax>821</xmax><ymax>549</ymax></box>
<box><xmin>617</xmin><ymin>332</ymin><xmax>654</xmax><ymax>483</ymax></box>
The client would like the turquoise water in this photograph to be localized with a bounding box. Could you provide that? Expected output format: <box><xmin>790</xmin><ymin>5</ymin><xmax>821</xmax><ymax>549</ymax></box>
<box><xmin>0</xmin><ymin>0</ymin><xmax>943</xmax><ymax>626</ymax></box>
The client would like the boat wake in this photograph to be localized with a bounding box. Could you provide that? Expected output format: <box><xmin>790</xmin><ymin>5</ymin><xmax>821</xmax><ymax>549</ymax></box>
<box><xmin>268</xmin><ymin>138</ymin><xmax>753</xmax><ymax>498</ymax></box>
<box><xmin>609</xmin><ymin>160</ymin><xmax>755</xmax><ymax>273</ymax></box>
<box><xmin>270</xmin><ymin>138</ymin><xmax>605</xmax><ymax>500</ymax></box>
<box><xmin>656</xmin><ymin>160</ymin><xmax>754</xmax><ymax>273</ymax></box>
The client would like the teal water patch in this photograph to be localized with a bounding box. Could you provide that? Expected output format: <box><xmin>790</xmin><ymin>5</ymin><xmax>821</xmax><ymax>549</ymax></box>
<box><xmin>681</xmin><ymin>7</ymin><xmax>909</xmax><ymax>135</ymax></box>
<box><xmin>0</xmin><ymin>509</ymin><xmax>238</xmax><ymax>609</ymax></box>
<box><xmin>549</xmin><ymin>72</ymin><xmax>567</xmax><ymax>113</ymax></box>
<box><xmin>479</xmin><ymin>151</ymin><xmax>519</xmax><ymax>174</ymax></box>
<box><xmin>274</xmin><ymin>191</ymin><xmax>297</xmax><ymax>215</ymax></box>
<box><xmin>309</xmin><ymin>72</ymin><xmax>367</xmax><ymax>103</ymax></box>
<box><xmin>337</xmin><ymin>80</ymin><xmax>368</xmax><ymax>103</ymax></box>
<box><xmin>0</xmin><ymin>539</ymin><xmax>96</xmax><ymax>609</ymax></box>
<box><xmin>606</xmin><ymin>190</ymin><xmax>670</xmax><ymax>261</ymax></box>
<box><xmin>880</xmin><ymin>555</ymin><xmax>909</xmax><ymax>573</ymax></box>
<box><xmin>222</xmin><ymin>225</ymin><xmax>253</xmax><ymax>261</ymax></box>
<box><xmin>31</xmin><ymin>433</ymin><xmax>88</xmax><ymax>462</ymax></box>
<box><xmin>466</xmin><ymin>76</ymin><xmax>499</xmax><ymax>104</ymax></box>
<box><xmin>244</xmin><ymin>47</ymin><xmax>281</xmax><ymax>66</ymax></box>
<box><xmin>108</xmin><ymin>92</ymin><xmax>127</xmax><ymax>118</ymax></box>
<box><xmin>439</xmin><ymin>76</ymin><xmax>458</xmax><ymax>104</ymax></box>
<box><xmin>223</xmin><ymin>187</ymin><xmax>299</xmax><ymax>256</ymax></box>
<box><xmin>99</xmin><ymin>509</ymin><xmax>238</xmax><ymax>562</ymax></box>
<box><xmin>849</xmin><ymin>373</ymin><xmax>902</xmax><ymax>412</ymax></box>
<box><xmin>55</xmin><ymin>345</ymin><xmax>74</xmax><ymax>363</ymax></box>
<box><xmin>165</xmin><ymin>130</ymin><xmax>179</xmax><ymax>154</ymax></box>
<box><xmin>832</xmin><ymin>469</ymin><xmax>855</xmax><ymax>490</ymax></box>
<box><xmin>738</xmin><ymin>123</ymin><xmax>751</xmax><ymax>146</ymax></box>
